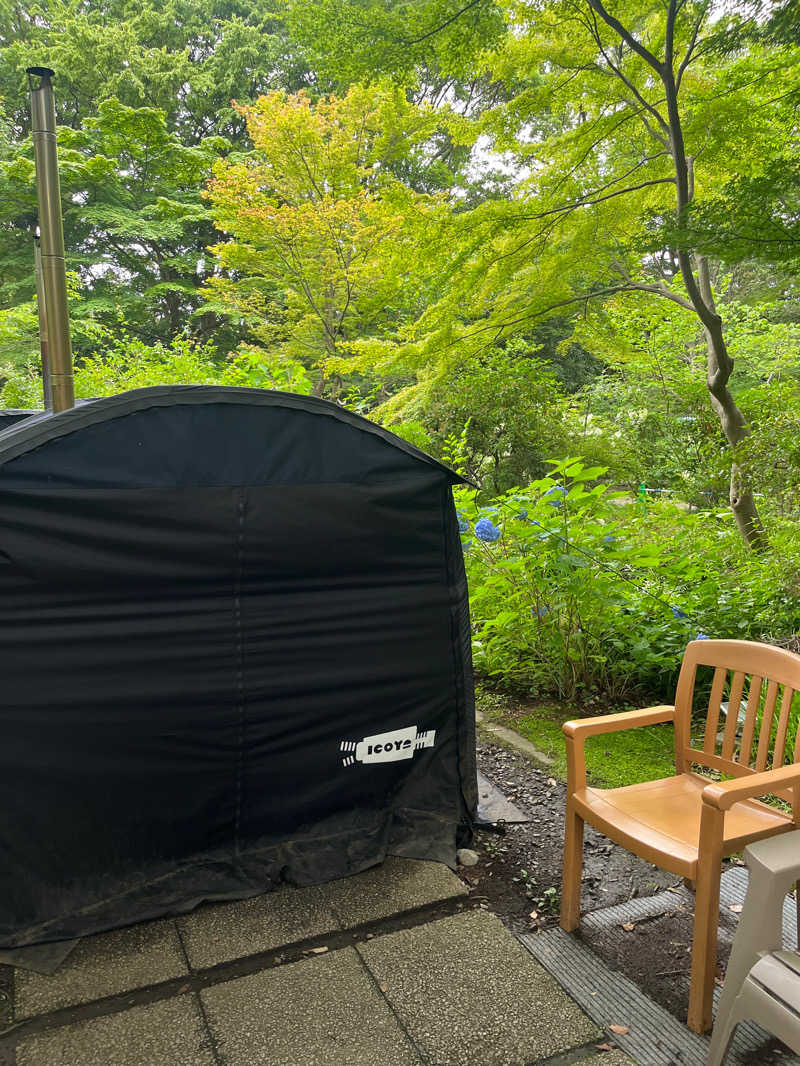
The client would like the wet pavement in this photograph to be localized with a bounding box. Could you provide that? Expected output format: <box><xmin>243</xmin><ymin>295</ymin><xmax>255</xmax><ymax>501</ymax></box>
<box><xmin>0</xmin><ymin>855</ymin><xmax>629</xmax><ymax>1066</ymax></box>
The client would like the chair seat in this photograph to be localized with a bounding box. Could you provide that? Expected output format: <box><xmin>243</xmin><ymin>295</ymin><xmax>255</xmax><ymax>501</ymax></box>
<box><xmin>572</xmin><ymin>772</ymin><xmax>792</xmax><ymax>878</ymax></box>
<box><xmin>750</xmin><ymin>952</ymin><xmax>800</xmax><ymax>1015</ymax></box>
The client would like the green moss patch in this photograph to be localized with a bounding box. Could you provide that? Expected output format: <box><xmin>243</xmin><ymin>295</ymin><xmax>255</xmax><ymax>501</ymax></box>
<box><xmin>477</xmin><ymin>691</ymin><xmax>676</xmax><ymax>789</ymax></box>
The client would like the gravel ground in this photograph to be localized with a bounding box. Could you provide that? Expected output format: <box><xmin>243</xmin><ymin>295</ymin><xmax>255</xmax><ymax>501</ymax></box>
<box><xmin>475</xmin><ymin>735</ymin><xmax>677</xmax><ymax>916</ymax></box>
<box><xmin>472</xmin><ymin>734</ymin><xmax>725</xmax><ymax>1023</ymax></box>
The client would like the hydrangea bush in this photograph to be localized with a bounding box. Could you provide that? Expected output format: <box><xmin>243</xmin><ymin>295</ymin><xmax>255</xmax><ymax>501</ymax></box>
<box><xmin>456</xmin><ymin>458</ymin><xmax>800</xmax><ymax>703</ymax></box>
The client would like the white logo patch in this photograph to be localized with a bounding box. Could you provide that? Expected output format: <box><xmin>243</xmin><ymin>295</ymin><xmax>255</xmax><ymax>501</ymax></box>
<box><xmin>340</xmin><ymin>726</ymin><xmax>436</xmax><ymax>768</ymax></box>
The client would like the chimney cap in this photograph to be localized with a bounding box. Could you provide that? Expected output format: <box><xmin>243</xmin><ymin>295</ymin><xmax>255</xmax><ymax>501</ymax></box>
<box><xmin>26</xmin><ymin>66</ymin><xmax>55</xmax><ymax>79</ymax></box>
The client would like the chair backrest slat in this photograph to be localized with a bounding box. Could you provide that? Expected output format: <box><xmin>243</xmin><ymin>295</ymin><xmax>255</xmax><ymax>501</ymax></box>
<box><xmin>737</xmin><ymin>676</ymin><xmax>762</xmax><ymax>766</ymax></box>
<box><xmin>704</xmin><ymin>667</ymin><xmax>728</xmax><ymax>754</ymax></box>
<box><xmin>678</xmin><ymin>640</ymin><xmax>800</xmax><ymax>786</ymax></box>
<box><xmin>721</xmin><ymin>671</ymin><xmax>746</xmax><ymax>762</ymax></box>
<box><xmin>755</xmin><ymin>680</ymin><xmax>780</xmax><ymax>771</ymax></box>
<box><xmin>685</xmin><ymin>745</ymin><xmax>796</xmax><ymax>803</ymax></box>
<box><xmin>774</xmin><ymin>686</ymin><xmax>795</xmax><ymax>769</ymax></box>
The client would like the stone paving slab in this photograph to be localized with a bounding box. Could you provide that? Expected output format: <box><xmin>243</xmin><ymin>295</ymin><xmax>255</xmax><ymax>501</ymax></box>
<box><xmin>201</xmin><ymin>947</ymin><xmax>422</xmax><ymax>1066</ymax></box>
<box><xmin>177</xmin><ymin>884</ymin><xmax>340</xmax><ymax>969</ymax></box>
<box><xmin>15</xmin><ymin>994</ymin><xmax>215</xmax><ymax>1066</ymax></box>
<box><xmin>322</xmin><ymin>856</ymin><xmax>467</xmax><ymax>926</ymax></box>
<box><xmin>476</xmin><ymin>710</ymin><xmax>554</xmax><ymax>766</ymax></box>
<box><xmin>357</xmin><ymin>909</ymin><xmax>599</xmax><ymax>1066</ymax></box>
<box><xmin>14</xmin><ymin>919</ymin><xmax>187</xmax><ymax>1018</ymax></box>
<box><xmin>477</xmin><ymin>770</ymin><xmax>526</xmax><ymax>823</ymax></box>
<box><xmin>8</xmin><ymin>859</ymin><xmax>606</xmax><ymax>1066</ymax></box>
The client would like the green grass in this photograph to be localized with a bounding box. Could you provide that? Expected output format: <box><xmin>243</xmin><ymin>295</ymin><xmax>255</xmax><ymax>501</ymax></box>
<box><xmin>477</xmin><ymin>689</ymin><xmax>676</xmax><ymax>789</ymax></box>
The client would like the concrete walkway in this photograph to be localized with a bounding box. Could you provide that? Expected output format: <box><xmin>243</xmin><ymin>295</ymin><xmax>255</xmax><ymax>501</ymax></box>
<box><xmin>0</xmin><ymin>858</ymin><xmax>635</xmax><ymax>1066</ymax></box>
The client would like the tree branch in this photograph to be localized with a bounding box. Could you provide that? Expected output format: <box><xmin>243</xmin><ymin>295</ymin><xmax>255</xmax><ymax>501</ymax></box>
<box><xmin>636</xmin><ymin>110</ymin><xmax>670</xmax><ymax>148</ymax></box>
<box><xmin>676</xmin><ymin>8</ymin><xmax>707</xmax><ymax>91</ymax></box>
<box><xmin>586</xmin><ymin>0</ymin><xmax>664</xmax><ymax>74</ymax></box>
<box><xmin>652</xmin><ymin>12</ymin><xmax>719</xmax><ymax>334</ymax></box>
<box><xmin>665</xmin><ymin>0</ymin><xmax>679</xmax><ymax>76</ymax></box>
<box><xmin>403</xmin><ymin>0</ymin><xmax>487</xmax><ymax>46</ymax></box>
<box><xmin>444</xmin><ymin>280</ymin><xmax>697</xmax><ymax>346</ymax></box>
<box><xmin>585</xmin><ymin>7</ymin><xmax>671</xmax><ymax>138</ymax></box>
<box><xmin>514</xmin><ymin>177</ymin><xmax>675</xmax><ymax>222</ymax></box>
<box><xmin>546</xmin><ymin>105</ymin><xmax>660</xmax><ymax>200</ymax></box>
<box><xmin>621</xmin><ymin>280</ymin><xmax>695</xmax><ymax>311</ymax></box>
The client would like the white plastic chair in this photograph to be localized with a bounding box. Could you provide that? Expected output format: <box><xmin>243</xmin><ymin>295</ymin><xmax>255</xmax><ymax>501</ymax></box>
<box><xmin>708</xmin><ymin>830</ymin><xmax>800</xmax><ymax>1065</ymax></box>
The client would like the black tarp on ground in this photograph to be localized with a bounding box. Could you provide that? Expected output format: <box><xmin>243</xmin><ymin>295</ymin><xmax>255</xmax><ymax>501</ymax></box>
<box><xmin>0</xmin><ymin>386</ymin><xmax>476</xmax><ymax>948</ymax></box>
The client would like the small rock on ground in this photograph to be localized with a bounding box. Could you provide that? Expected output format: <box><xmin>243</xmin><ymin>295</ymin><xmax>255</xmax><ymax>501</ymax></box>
<box><xmin>456</xmin><ymin>849</ymin><xmax>479</xmax><ymax>867</ymax></box>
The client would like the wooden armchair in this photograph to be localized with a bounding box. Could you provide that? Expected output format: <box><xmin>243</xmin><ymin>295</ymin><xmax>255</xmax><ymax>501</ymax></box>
<box><xmin>560</xmin><ymin>639</ymin><xmax>800</xmax><ymax>1034</ymax></box>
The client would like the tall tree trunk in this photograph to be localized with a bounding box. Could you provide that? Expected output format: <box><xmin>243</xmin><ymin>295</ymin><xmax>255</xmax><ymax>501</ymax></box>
<box><xmin>315</xmin><ymin>287</ymin><xmax>340</xmax><ymax>399</ymax></box>
<box><xmin>588</xmin><ymin>0</ymin><xmax>768</xmax><ymax>549</ymax></box>
<box><xmin>659</xmin><ymin>22</ymin><xmax>767</xmax><ymax>550</ymax></box>
<box><xmin>696</xmin><ymin>258</ymin><xmax>765</xmax><ymax>549</ymax></box>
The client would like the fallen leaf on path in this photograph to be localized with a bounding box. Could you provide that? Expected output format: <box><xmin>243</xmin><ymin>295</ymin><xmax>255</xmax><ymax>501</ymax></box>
<box><xmin>609</xmin><ymin>1024</ymin><xmax>629</xmax><ymax>1035</ymax></box>
<box><xmin>310</xmin><ymin>946</ymin><xmax>328</xmax><ymax>954</ymax></box>
<box><xmin>621</xmin><ymin>921</ymin><xmax>635</xmax><ymax>931</ymax></box>
<box><xmin>595</xmin><ymin>1043</ymin><xmax>615</xmax><ymax>1052</ymax></box>
<box><xmin>729</xmin><ymin>904</ymin><xmax>743</xmax><ymax>913</ymax></box>
<box><xmin>379</xmin><ymin>983</ymin><xmax>388</xmax><ymax>993</ymax></box>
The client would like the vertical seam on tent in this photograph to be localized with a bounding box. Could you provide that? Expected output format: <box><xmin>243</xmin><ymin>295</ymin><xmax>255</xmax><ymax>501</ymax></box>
<box><xmin>439</xmin><ymin>484</ymin><xmax>475</xmax><ymax>828</ymax></box>
<box><xmin>233</xmin><ymin>489</ymin><xmax>246</xmax><ymax>859</ymax></box>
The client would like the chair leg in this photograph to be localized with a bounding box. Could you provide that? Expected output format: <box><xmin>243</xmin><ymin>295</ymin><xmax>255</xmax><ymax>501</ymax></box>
<box><xmin>706</xmin><ymin>1000</ymin><xmax>741</xmax><ymax>1066</ymax></box>
<box><xmin>715</xmin><ymin>856</ymin><xmax>784</xmax><ymax>1034</ymax></box>
<box><xmin>736</xmin><ymin>980</ymin><xmax>800</xmax><ymax>1058</ymax></box>
<box><xmin>688</xmin><ymin>855</ymin><xmax>722</xmax><ymax>1034</ymax></box>
<box><xmin>560</xmin><ymin>802</ymin><xmax>584</xmax><ymax>932</ymax></box>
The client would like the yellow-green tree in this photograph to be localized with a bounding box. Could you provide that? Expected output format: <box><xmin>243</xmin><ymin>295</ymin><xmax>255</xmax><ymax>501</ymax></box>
<box><xmin>205</xmin><ymin>85</ymin><xmax>447</xmax><ymax>396</ymax></box>
<box><xmin>295</xmin><ymin>0</ymin><xmax>800</xmax><ymax>547</ymax></box>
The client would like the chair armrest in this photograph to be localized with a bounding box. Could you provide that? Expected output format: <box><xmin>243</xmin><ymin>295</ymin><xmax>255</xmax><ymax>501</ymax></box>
<box><xmin>563</xmin><ymin>706</ymin><xmax>675</xmax><ymax>792</ymax></box>
<box><xmin>563</xmin><ymin>705</ymin><xmax>675</xmax><ymax>740</ymax></box>
<box><xmin>702</xmin><ymin>765</ymin><xmax>800</xmax><ymax>811</ymax></box>
<box><xmin>742</xmin><ymin>829</ymin><xmax>800</xmax><ymax>883</ymax></box>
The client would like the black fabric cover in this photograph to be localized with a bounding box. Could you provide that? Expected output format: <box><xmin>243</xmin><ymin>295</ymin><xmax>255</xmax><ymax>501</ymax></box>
<box><xmin>0</xmin><ymin>387</ymin><xmax>476</xmax><ymax>948</ymax></box>
<box><xmin>0</xmin><ymin>410</ymin><xmax>41</xmax><ymax>430</ymax></box>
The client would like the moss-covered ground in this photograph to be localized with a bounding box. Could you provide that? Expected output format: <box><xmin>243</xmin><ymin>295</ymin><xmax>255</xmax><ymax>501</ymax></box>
<box><xmin>476</xmin><ymin>687</ymin><xmax>676</xmax><ymax>789</ymax></box>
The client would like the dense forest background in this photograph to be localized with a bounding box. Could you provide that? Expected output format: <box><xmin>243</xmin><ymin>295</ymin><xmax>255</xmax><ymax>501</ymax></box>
<box><xmin>1</xmin><ymin>0</ymin><xmax>799</xmax><ymax>699</ymax></box>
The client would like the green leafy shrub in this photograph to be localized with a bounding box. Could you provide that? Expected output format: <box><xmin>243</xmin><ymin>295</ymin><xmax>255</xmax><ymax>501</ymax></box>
<box><xmin>0</xmin><ymin>335</ymin><xmax>312</xmax><ymax>409</ymax></box>
<box><xmin>388</xmin><ymin>343</ymin><xmax>577</xmax><ymax>496</ymax></box>
<box><xmin>458</xmin><ymin>458</ymin><xmax>800</xmax><ymax>703</ymax></box>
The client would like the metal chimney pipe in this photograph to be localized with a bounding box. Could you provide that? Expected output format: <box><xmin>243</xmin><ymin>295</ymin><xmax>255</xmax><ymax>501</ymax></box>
<box><xmin>27</xmin><ymin>66</ymin><xmax>74</xmax><ymax>413</ymax></box>
<box><xmin>33</xmin><ymin>236</ymin><xmax>53</xmax><ymax>410</ymax></box>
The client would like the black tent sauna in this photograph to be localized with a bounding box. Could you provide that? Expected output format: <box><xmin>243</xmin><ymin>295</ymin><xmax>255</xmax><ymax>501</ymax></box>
<box><xmin>0</xmin><ymin>386</ymin><xmax>476</xmax><ymax>947</ymax></box>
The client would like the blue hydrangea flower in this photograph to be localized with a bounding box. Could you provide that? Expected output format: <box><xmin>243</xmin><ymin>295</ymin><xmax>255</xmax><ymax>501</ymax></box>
<box><xmin>696</xmin><ymin>632</ymin><xmax>710</xmax><ymax>640</ymax></box>
<box><xmin>457</xmin><ymin>512</ymin><xmax>470</xmax><ymax>534</ymax></box>
<box><xmin>515</xmin><ymin>509</ymin><xmax>529</xmax><ymax>520</ymax></box>
<box><xmin>671</xmin><ymin>607</ymin><xmax>688</xmax><ymax>620</ymax></box>
<box><xmin>475</xmin><ymin>517</ymin><xmax>502</xmax><ymax>542</ymax></box>
<box><xmin>545</xmin><ymin>485</ymin><xmax>566</xmax><ymax>508</ymax></box>
<box><xmin>603</xmin><ymin>535</ymin><xmax>617</xmax><ymax>543</ymax></box>
<box><xmin>531</xmin><ymin>606</ymin><xmax>548</xmax><ymax>619</ymax></box>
